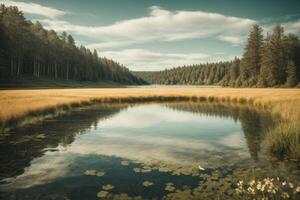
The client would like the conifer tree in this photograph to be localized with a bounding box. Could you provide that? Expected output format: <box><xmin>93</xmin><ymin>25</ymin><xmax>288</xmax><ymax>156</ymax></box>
<box><xmin>240</xmin><ymin>24</ymin><xmax>264</xmax><ymax>86</ymax></box>
<box><xmin>260</xmin><ymin>25</ymin><xmax>287</xmax><ymax>86</ymax></box>
<box><xmin>0</xmin><ymin>4</ymin><xmax>145</xmax><ymax>85</ymax></box>
<box><xmin>229</xmin><ymin>58</ymin><xmax>240</xmax><ymax>86</ymax></box>
<box><xmin>284</xmin><ymin>33</ymin><xmax>300</xmax><ymax>87</ymax></box>
<box><xmin>286</xmin><ymin>60</ymin><xmax>298</xmax><ymax>87</ymax></box>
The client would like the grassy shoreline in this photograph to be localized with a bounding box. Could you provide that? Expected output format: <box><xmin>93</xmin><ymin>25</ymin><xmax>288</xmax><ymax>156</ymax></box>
<box><xmin>1</xmin><ymin>88</ymin><xmax>300</xmax><ymax>160</ymax></box>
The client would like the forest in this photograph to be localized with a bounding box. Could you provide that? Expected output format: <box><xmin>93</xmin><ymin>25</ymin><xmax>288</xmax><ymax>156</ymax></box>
<box><xmin>1</xmin><ymin>4</ymin><xmax>300</xmax><ymax>88</ymax></box>
<box><xmin>0</xmin><ymin>5</ymin><xmax>146</xmax><ymax>85</ymax></box>
<box><xmin>134</xmin><ymin>25</ymin><xmax>300</xmax><ymax>87</ymax></box>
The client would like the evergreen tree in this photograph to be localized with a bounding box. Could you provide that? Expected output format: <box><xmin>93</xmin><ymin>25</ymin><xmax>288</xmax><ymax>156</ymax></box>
<box><xmin>240</xmin><ymin>24</ymin><xmax>264</xmax><ymax>86</ymax></box>
<box><xmin>286</xmin><ymin>60</ymin><xmax>298</xmax><ymax>87</ymax></box>
<box><xmin>229</xmin><ymin>58</ymin><xmax>240</xmax><ymax>86</ymax></box>
<box><xmin>284</xmin><ymin>33</ymin><xmax>300</xmax><ymax>86</ymax></box>
<box><xmin>0</xmin><ymin>4</ymin><xmax>145</xmax><ymax>85</ymax></box>
<box><xmin>260</xmin><ymin>25</ymin><xmax>287</xmax><ymax>86</ymax></box>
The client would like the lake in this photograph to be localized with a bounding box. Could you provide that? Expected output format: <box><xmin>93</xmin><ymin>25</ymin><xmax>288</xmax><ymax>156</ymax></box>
<box><xmin>0</xmin><ymin>102</ymin><xmax>299</xmax><ymax>199</ymax></box>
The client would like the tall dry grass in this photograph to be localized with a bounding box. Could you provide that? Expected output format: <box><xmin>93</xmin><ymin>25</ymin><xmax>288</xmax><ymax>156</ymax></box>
<box><xmin>0</xmin><ymin>88</ymin><xmax>300</xmax><ymax>160</ymax></box>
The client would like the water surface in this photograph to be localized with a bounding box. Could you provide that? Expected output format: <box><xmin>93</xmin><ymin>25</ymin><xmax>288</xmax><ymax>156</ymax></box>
<box><xmin>0</xmin><ymin>102</ymin><xmax>299</xmax><ymax>199</ymax></box>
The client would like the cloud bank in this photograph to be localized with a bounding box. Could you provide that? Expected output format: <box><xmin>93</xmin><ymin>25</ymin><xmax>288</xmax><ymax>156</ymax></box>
<box><xmin>5</xmin><ymin>2</ymin><xmax>300</xmax><ymax>71</ymax></box>
<box><xmin>283</xmin><ymin>19</ymin><xmax>300</xmax><ymax>35</ymax></box>
<box><xmin>41</xmin><ymin>6</ymin><xmax>256</xmax><ymax>48</ymax></box>
<box><xmin>100</xmin><ymin>49</ymin><xmax>236</xmax><ymax>71</ymax></box>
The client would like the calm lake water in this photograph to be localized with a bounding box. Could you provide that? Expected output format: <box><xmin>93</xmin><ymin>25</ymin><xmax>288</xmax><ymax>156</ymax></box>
<box><xmin>0</xmin><ymin>102</ymin><xmax>299</xmax><ymax>199</ymax></box>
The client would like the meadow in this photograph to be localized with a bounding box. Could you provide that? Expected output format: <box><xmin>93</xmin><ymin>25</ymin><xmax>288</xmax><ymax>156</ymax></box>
<box><xmin>0</xmin><ymin>87</ymin><xmax>300</xmax><ymax>160</ymax></box>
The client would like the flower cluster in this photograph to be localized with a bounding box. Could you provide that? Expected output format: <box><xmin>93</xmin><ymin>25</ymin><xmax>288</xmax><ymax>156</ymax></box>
<box><xmin>235</xmin><ymin>177</ymin><xmax>300</xmax><ymax>199</ymax></box>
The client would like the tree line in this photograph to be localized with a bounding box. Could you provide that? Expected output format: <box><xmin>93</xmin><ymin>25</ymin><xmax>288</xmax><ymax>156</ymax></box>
<box><xmin>133</xmin><ymin>61</ymin><xmax>231</xmax><ymax>85</ymax></box>
<box><xmin>0</xmin><ymin>5</ymin><xmax>146</xmax><ymax>84</ymax></box>
<box><xmin>134</xmin><ymin>24</ymin><xmax>300</xmax><ymax>87</ymax></box>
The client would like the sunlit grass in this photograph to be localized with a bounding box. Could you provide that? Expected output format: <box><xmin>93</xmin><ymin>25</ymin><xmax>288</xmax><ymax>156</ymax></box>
<box><xmin>265</xmin><ymin>121</ymin><xmax>300</xmax><ymax>161</ymax></box>
<box><xmin>0</xmin><ymin>88</ymin><xmax>300</xmax><ymax>160</ymax></box>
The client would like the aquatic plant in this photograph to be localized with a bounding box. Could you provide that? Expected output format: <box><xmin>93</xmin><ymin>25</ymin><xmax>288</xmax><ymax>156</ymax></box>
<box><xmin>165</xmin><ymin>183</ymin><xmax>176</xmax><ymax>192</ymax></box>
<box><xmin>96</xmin><ymin>172</ymin><xmax>105</xmax><ymax>177</ymax></box>
<box><xmin>142</xmin><ymin>181</ymin><xmax>154</xmax><ymax>187</ymax></box>
<box><xmin>84</xmin><ymin>170</ymin><xmax>97</xmax><ymax>176</ymax></box>
<box><xmin>97</xmin><ymin>190</ymin><xmax>109</xmax><ymax>198</ymax></box>
<box><xmin>102</xmin><ymin>184</ymin><xmax>114</xmax><ymax>190</ymax></box>
<box><xmin>84</xmin><ymin>170</ymin><xmax>105</xmax><ymax>176</ymax></box>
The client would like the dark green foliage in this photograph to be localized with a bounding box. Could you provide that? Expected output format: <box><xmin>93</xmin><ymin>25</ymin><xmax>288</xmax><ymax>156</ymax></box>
<box><xmin>133</xmin><ymin>62</ymin><xmax>231</xmax><ymax>85</ymax></box>
<box><xmin>134</xmin><ymin>24</ymin><xmax>300</xmax><ymax>88</ymax></box>
<box><xmin>284</xmin><ymin>34</ymin><xmax>300</xmax><ymax>87</ymax></box>
<box><xmin>260</xmin><ymin>25</ymin><xmax>287</xmax><ymax>87</ymax></box>
<box><xmin>286</xmin><ymin>60</ymin><xmax>298</xmax><ymax>87</ymax></box>
<box><xmin>228</xmin><ymin>58</ymin><xmax>240</xmax><ymax>86</ymax></box>
<box><xmin>240</xmin><ymin>24</ymin><xmax>264</xmax><ymax>86</ymax></box>
<box><xmin>0</xmin><ymin>5</ymin><xmax>145</xmax><ymax>85</ymax></box>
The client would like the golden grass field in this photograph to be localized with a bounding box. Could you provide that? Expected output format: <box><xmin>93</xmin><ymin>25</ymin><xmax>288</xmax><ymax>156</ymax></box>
<box><xmin>1</xmin><ymin>87</ymin><xmax>300</xmax><ymax>160</ymax></box>
<box><xmin>1</xmin><ymin>88</ymin><xmax>300</xmax><ymax>123</ymax></box>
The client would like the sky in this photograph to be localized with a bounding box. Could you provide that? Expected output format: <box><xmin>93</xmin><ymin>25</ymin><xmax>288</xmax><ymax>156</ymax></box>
<box><xmin>1</xmin><ymin>0</ymin><xmax>300</xmax><ymax>71</ymax></box>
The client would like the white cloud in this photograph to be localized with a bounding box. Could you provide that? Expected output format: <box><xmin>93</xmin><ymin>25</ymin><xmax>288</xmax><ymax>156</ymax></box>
<box><xmin>40</xmin><ymin>6</ymin><xmax>256</xmax><ymax>48</ymax></box>
<box><xmin>282</xmin><ymin>19</ymin><xmax>300</xmax><ymax>35</ymax></box>
<box><xmin>0</xmin><ymin>0</ymin><xmax>67</xmax><ymax>18</ymax></box>
<box><xmin>261</xmin><ymin>18</ymin><xmax>300</xmax><ymax>37</ymax></box>
<box><xmin>219</xmin><ymin>132</ymin><xmax>246</xmax><ymax>148</ymax></box>
<box><xmin>218</xmin><ymin>35</ymin><xmax>244</xmax><ymax>46</ymax></box>
<box><xmin>101</xmin><ymin>49</ymin><xmax>208</xmax><ymax>71</ymax></box>
<box><xmin>100</xmin><ymin>49</ymin><xmax>237</xmax><ymax>71</ymax></box>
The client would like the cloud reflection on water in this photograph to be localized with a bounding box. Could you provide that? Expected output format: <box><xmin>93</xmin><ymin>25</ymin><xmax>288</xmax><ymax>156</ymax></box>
<box><xmin>1</xmin><ymin>104</ymin><xmax>251</xmax><ymax>190</ymax></box>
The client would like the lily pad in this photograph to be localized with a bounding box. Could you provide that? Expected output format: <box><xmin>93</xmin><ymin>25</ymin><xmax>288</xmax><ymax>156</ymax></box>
<box><xmin>97</xmin><ymin>190</ymin><xmax>109</xmax><ymax>198</ymax></box>
<box><xmin>84</xmin><ymin>170</ymin><xmax>97</xmax><ymax>176</ymax></box>
<box><xmin>141</xmin><ymin>169</ymin><xmax>152</xmax><ymax>173</ymax></box>
<box><xmin>165</xmin><ymin>183</ymin><xmax>176</xmax><ymax>192</ymax></box>
<box><xmin>35</xmin><ymin>134</ymin><xmax>46</xmax><ymax>139</ymax></box>
<box><xmin>143</xmin><ymin>181</ymin><xmax>154</xmax><ymax>187</ymax></box>
<box><xmin>96</xmin><ymin>172</ymin><xmax>105</xmax><ymax>177</ymax></box>
<box><xmin>102</xmin><ymin>184</ymin><xmax>114</xmax><ymax>190</ymax></box>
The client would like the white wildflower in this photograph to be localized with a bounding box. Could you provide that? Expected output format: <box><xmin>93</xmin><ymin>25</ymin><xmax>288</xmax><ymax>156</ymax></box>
<box><xmin>249</xmin><ymin>180</ymin><xmax>256</xmax><ymax>186</ymax></box>
<box><xmin>282</xmin><ymin>181</ymin><xmax>287</xmax><ymax>186</ymax></box>
<box><xmin>247</xmin><ymin>187</ymin><xmax>255</xmax><ymax>195</ymax></box>
<box><xmin>261</xmin><ymin>185</ymin><xmax>265</xmax><ymax>192</ymax></box>
<box><xmin>257</xmin><ymin>181</ymin><xmax>262</xmax><ymax>191</ymax></box>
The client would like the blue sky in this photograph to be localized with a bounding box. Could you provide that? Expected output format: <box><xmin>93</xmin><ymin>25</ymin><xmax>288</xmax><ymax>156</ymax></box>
<box><xmin>1</xmin><ymin>0</ymin><xmax>300</xmax><ymax>71</ymax></box>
